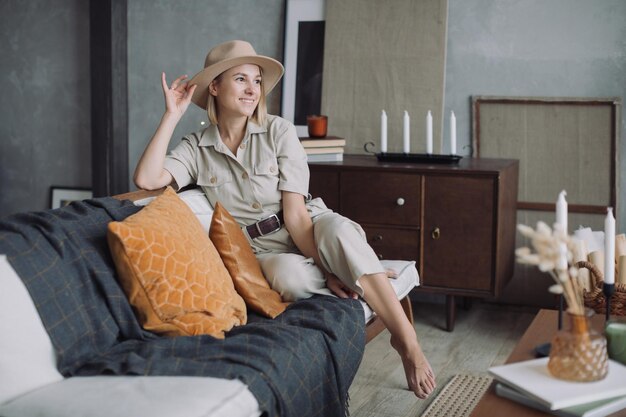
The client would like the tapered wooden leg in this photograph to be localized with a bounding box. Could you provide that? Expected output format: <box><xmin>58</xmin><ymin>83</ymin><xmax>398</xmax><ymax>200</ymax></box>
<box><xmin>446</xmin><ymin>294</ymin><xmax>456</xmax><ymax>332</ymax></box>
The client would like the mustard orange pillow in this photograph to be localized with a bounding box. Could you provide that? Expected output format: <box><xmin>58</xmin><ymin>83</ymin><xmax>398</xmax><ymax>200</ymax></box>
<box><xmin>107</xmin><ymin>187</ymin><xmax>246</xmax><ymax>338</ymax></box>
<box><xmin>209</xmin><ymin>202</ymin><xmax>289</xmax><ymax>318</ymax></box>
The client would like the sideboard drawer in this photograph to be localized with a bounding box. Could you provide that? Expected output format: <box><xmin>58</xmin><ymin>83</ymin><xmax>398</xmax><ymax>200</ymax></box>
<box><xmin>362</xmin><ymin>225</ymin><xmax>420</xmax><ymax>262</ymax></box>
<box><xmin>340</xmin><ymin>171</ymin><xmax>421</xmax><ymax>226</ymax></box>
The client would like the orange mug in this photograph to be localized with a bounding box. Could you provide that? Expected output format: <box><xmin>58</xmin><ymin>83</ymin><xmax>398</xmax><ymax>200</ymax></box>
<box><xmin>307</xmin><ymin>115</ymin><xmax>328</xmax><ymax>138</ymax></box>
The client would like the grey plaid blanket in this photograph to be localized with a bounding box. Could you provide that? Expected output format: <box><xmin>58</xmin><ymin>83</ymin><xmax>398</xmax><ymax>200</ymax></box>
<box><xmin>0</xmin><ymin>198</ymin><xmax>365</xmax><ymax>417</ymax></box>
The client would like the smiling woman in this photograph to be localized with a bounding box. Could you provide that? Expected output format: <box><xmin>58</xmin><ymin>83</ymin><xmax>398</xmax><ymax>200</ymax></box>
<box><xmin>133</xmin><ymin>39</ymin><xmax>436</xmax><ymax>401</ymax></box>
<box><xmin>207</xmin><ymin>65</ymin><xmax>264</xmax><ymax>133</ymax></box>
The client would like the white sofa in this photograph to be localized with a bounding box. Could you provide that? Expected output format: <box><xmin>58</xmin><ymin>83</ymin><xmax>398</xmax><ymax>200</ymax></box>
<box><xmin>0</xmin><ymin>188</ymin><xmax>418</xmax><ymax>417</ymax></box>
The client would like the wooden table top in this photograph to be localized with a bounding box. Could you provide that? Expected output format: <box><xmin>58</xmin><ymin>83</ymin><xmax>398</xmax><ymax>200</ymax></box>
<box><xmin>470</xmin><ymin>309</ymin><xmax>626</xmax><ymax>417</ymax></box>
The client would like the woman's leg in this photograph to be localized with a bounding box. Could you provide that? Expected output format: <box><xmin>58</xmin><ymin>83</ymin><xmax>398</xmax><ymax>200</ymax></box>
<box><xmin>312</xmin><ymin>213</ymin><xmax>436</xmax><ymax>398</ymax></box>
<box><xmin>359</xmin><ymin>273</ymin><xmax>436</xmax><ymax>399</ymax></box>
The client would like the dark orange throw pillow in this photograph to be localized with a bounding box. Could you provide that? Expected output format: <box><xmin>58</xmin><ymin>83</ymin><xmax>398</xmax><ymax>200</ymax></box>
<box><xmin>209</xmin><ymin>202</ymin><xmax>290</xmax><ymax>318</ymax></box>
<box><xmin>107</xmin><ymin>187</ymin><xmax>247</xmax><ymax>338</ymax></box>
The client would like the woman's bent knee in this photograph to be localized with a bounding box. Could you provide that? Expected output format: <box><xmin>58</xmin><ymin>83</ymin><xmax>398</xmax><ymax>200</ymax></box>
<box><xmin>258</xmin><ymin>253</ymin><xmax>328</xmax><ymax>301</ymax></box>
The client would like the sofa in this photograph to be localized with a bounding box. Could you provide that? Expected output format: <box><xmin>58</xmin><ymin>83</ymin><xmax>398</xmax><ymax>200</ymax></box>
<box><xmin>0</xmin><ymin>187</ymin><xmax>418</xmax><ymax>417</ymax></box>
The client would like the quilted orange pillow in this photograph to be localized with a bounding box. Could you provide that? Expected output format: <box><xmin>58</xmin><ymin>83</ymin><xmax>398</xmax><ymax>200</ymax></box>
<box><xmin>107</xmin><ymin>187</ymin><xmax>246</xmax><ymax>338</ymax></box>
<box><xmin>209</xmin><ymin>202</ymin><xmax>289</xmax><ymax>318</ymax></box>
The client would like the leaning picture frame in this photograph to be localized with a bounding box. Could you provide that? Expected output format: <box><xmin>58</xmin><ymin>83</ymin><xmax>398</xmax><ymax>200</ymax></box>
<box><xmin>282</xmin><ymin>0</ymin><xmax>326</xmax><ymax>137</ymax></box>
<box><xmin>50</xmin><ymin>186</ymin><xmax>93</xmax><ymax>209</ymax></box>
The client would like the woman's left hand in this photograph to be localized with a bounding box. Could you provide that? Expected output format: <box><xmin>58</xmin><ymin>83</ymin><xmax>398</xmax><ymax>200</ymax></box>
<box><xmin>326</xmin><ymin>273</ymin><xmax>358</xmax><ymax>299</ymax></box>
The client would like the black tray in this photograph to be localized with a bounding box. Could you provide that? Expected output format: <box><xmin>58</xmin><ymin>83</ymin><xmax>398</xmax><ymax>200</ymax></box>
<box><xmin>376</xmin><ymin>153</ymin><xmax>462</xmax><ymax>164</ymax></box>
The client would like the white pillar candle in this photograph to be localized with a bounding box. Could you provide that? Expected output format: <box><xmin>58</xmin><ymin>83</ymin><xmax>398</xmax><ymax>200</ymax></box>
<box><xmin>426</xmin><ymin>110</ymin><xmax>433</xmax><ymax>154</ymax></box>
<box><xmin>557</xmin><ymin>242</ymin><xmax>568</xmax><ymax>271</ymax></box>
<box><xmin>605</xmin><ymin>207</ymin><xmax>616</xmax><ymax>285</ymax></box>
<box><xmin>403</xmin><ymin>111</ymin><xmax>410</xmax><ymax>154</ymax></box>
<box><xmin>450</xmin><ymin>111</ymin><xmax>457</xmax><ymax>155</ymax></box>
<box><xmin>380</xmin><ymin>110</ymin><xmax>387</xmax><ymax>153</ymax></box>
<box><xmin>556</xmin><ymin>190</ymin><xmax>568</xmax><ymax>234</ymax></box>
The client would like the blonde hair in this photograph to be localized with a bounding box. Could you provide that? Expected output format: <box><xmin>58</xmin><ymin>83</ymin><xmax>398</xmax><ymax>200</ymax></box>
<box><xmin>206</xmin><ymin>68</ymin><xmax>267</xmax><ymax>126</ymax></box>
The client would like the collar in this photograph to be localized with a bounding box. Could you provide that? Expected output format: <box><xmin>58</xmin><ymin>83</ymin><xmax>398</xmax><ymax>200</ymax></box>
<box><xmin>198</xmin><ymin>119</ymin><xmax>267</xmax><ymax>148</ymax></box>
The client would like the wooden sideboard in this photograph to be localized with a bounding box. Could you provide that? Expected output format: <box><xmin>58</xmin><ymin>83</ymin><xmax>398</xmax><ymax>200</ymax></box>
<box><xmin>308</xmin><ymin>154</ymin><xmax>519</xmax><ymax>330</ymax></box>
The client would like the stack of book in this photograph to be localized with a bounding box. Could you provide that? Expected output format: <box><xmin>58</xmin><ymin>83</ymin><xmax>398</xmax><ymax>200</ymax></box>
<box><xmin>300</xmin><ymin>136</ymin><xmax>345</xmax><ymax>162</ymax></box>
<box><xmin>489</xmin><ymin>358</ymin><xmax>626</xmax><ymax>417</ymax></box>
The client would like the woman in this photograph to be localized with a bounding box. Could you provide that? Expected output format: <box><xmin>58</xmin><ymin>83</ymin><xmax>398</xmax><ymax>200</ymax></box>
<box><xmin>134</xmin><ymin>40</ymin><xmax>436</xmax><ymax>399</ymax></box>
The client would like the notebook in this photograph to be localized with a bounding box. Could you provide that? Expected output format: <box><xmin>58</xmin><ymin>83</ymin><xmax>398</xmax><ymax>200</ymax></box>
<box><xmin>495</xmin><ymin>383</ymin><xmax>626</xmax><ymax>417</ymax></box>
<box><xmin>488</xmin><ymin>358</ymin><xmax>626</xmax><ymax>410</ymax></box>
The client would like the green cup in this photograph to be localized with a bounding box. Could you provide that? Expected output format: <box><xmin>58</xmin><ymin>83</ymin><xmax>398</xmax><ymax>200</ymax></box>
<box><xmin>605</xmin><ymin>318</ymin><xmax>626</xmax><ymax>365</ymax></box>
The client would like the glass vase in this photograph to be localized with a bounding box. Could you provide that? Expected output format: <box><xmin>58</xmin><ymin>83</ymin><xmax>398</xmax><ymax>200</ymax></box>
<box><xmin>547</xmin><ymin>309</ymin><xmax>609</xmax><ymax>382</ymax></box>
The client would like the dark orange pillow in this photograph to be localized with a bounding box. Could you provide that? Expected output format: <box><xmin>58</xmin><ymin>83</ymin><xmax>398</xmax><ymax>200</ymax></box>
<box><xmin>209</xmin><ymin>202</ymin><xmax>289</xmax><ymax>318</ymax></box>
<box><xmin>107</xmin><ymin>187</ymin><xmax>246</xmax><ymax>338</ymax></box>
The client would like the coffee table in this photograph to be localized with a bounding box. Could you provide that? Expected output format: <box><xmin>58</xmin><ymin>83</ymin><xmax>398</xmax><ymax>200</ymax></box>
<box><xmin>470</xmin><ymin>309</ymin><xmax>626</xmax><ymax>417</ymax></box>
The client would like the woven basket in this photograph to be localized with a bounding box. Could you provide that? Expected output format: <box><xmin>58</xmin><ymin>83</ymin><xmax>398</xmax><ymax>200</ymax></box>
<box><xmin>578</xmin><ymin>260</ymin><xmax>626</xmax><ymax>316</ymax></box>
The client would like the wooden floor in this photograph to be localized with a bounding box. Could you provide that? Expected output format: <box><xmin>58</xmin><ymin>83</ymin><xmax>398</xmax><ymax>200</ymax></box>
<box><xmin>349</xmin><ymin>301</ymin><xmax>539</xmax><ymax>417</ymax></box>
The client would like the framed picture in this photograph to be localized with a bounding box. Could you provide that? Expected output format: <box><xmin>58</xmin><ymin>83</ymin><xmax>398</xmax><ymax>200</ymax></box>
<box><xmin>50</xmin><ymin>186</ymin><xmax>92</xmax><ymax>209</ymax></box>
<box><xmin>472</xmin><ymin>96</ymin><xmax>618</xmax><ymax>215</ymax></box>
<box><xmin>282</xmin><ymin>0</ymin><xmax>326</xmax><ymax>137</ymax></box>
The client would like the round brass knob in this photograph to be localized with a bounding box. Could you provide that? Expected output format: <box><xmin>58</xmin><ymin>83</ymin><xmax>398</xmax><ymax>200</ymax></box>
<box><xmin>431</xmin><ymin>227</ymin><xmax>441</xmax><ymax>240</ymax></box>
<box><xmin>396</xmin><ymin>198</ymin><xmax>405</xmax><ymax>206</ymax></box>
<box><xmin>372</xmin><ymin>234</ymin><xmax>383</xmax><ymax>242</ymax></box>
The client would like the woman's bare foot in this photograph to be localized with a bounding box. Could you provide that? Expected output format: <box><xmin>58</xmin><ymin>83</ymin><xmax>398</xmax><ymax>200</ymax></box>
<box><xmin>391</xmin><ymin>335</ymin><xmax>436</xmax><ymax>399</ymax></box>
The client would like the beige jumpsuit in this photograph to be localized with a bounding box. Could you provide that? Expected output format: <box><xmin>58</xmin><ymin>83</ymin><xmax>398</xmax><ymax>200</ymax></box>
<box><xmin>164</xmin><ymin>115</ymin><xmax>385</xmax><ymax>301</ymax></box>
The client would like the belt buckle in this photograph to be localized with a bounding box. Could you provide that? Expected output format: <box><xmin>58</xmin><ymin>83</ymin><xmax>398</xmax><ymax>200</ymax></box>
<box><xmin>255</xmin><ymin>214</ymin><xmax>280</xmax><ymax>237</ymax></box>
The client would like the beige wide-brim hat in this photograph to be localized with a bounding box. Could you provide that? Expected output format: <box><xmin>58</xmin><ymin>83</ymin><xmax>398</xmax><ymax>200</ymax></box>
<box><xmin>189</xmin><ymin>40</ymin><xmax>285</xmax><ymax>110</ymax></box>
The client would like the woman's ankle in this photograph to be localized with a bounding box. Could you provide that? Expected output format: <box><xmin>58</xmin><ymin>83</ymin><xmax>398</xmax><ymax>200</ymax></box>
<box><xmin>390</xmin><ymin>333</ymin><xmax>421</xmax><ymax>357</ymax></box>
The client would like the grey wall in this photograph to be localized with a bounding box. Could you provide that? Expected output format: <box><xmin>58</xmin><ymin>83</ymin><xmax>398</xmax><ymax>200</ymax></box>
<box><xmin>0</xmin><ymin>0</ymin><xmax>90</xmax><ymax>218</ymax></box>
<box><xmin>443</xmin><ymin>0</ymin><xmax>626</xmax><ymax>306</ymax></box>
<box><xmin>443</xmin><ymin>0</ymin><xmax>626</xmax><ymax>227</ymax></box>
<box><xmin>127</xmin><ymin>0</ymin><xmax>285</xmax><ymax>190</ymax></box>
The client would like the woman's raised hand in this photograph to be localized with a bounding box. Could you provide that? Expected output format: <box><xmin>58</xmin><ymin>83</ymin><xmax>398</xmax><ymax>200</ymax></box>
<box><xmin>161</xmin><ymin>73</ymin><xmax>197</xmax><ymax>118</ymax></box>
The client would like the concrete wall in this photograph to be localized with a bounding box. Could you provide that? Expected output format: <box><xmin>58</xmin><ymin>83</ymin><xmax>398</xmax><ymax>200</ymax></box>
<box><xmin>0</xmin><ymin>0</ymin><xmax>90</xmax><ymax>217</ymax></box>
<box><xmin>443</xmin><ymin>0</ymin><xmax>626</xmax><ymax>306</ymax></box>
<box><xmin>443</xmin><ymin>0</ymin><xmax>626</xmax><ymax>226</ymax></box>
<box><xmin>127</xmin><ymin>0</ymin><xmax>285</xmax><ymax>190</ymax></box>
<box><xmin>1</xmin><ymin>0</ymin><xmax>624</xmax><ymax>232</ymax></box>
<box><xmin>0</xmin><ymin>0</ymin><xmax>283</xmax><ymax>218</ymax></box>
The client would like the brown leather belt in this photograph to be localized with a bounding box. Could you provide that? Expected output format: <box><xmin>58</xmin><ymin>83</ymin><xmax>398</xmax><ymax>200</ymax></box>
<box><xmin>246</xmin><ymin>211</ymin><xmax>284</xmax><ymax>239</ymax></box>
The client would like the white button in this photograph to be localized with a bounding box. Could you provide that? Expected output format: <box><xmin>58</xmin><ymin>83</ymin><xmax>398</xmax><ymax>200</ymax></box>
<box><xmin>252</xmin><ymin>202</ymin><xmax>261</xmax><ymax>210</ymax></box>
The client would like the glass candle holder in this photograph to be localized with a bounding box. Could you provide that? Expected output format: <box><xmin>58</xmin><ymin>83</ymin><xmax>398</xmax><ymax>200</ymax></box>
<box><xmin>547</xmin><ymin>309</ymin><xmax>609</xmax><ymax>382</ymax></box>
<box><xmin>307</xmin><ymin>115</ymin><xmax>328</xmax><ymax>138</ymax></box>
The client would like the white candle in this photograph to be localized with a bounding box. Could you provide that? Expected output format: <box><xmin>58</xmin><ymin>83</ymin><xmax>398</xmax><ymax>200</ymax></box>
<box><xmin>556</xmin><ymin>190</ymin><xmax>568</xmax><ymax>234</ymax></box>
<box><xmin>403</xmin><ymin>111</ymin><xmax>410</xmax><ymax>154</ymax></box>
<box><xmin>380</xmin><ymin>110</ymin><xmax>388</xmax><ymax>153</ymax></box>
<box><xmin>426</xmin><ymin>110</ymin><xmax>433</xmax><ymax>154</ymax></box>
<box><xmin>557</xmin><ymin>242</ymin><xmax>568</xmax><ymax>271</ymax></box>
<box><xmin>450</xmin><ymin>111</ymin><xmax>457</xmax><ymax>155</ymax></box>
<box><xmin>605</xmin><ymin>207</ymin><xmax>616</xmax><ymax>285</ymax></box>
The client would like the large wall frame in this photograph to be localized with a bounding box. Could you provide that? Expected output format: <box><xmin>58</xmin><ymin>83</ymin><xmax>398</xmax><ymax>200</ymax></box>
<box><xmin>472</xmin><ymin>96</ymin><xmax>620</xmax><ymax>216</ymax></box>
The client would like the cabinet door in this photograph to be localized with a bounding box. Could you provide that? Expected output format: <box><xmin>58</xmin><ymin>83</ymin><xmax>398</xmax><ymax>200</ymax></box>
<box><xmin>422</xmin><ymin>175</ymin><xmax>495</xmax><ymax>293</ymax></box>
